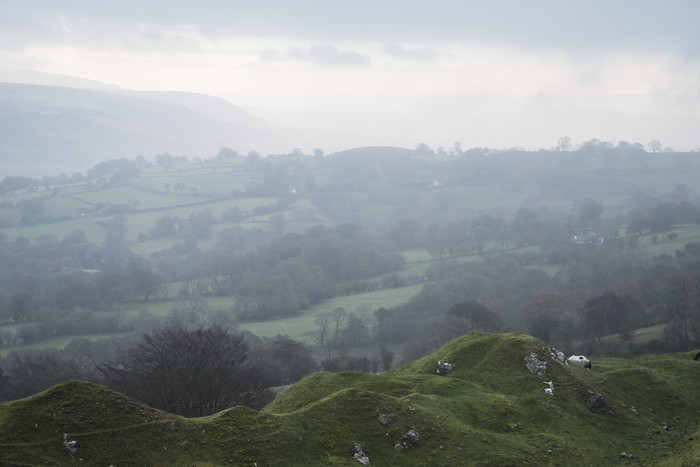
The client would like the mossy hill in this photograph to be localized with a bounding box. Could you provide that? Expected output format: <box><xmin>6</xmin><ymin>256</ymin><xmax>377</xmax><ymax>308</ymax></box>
<box><xmin>1</xmin><ymin>332</ymin><xmax>699</xmax><ymax>466</ymax></box>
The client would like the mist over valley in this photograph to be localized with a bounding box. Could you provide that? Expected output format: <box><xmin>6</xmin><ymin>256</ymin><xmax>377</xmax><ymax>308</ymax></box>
<box><xmin>1</xmin><ymin>2</ymin><xmax>700</xmax><ymax>465</ymax></box>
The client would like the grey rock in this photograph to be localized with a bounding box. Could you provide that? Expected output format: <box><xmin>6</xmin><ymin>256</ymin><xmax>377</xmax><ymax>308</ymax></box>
<box><xmin>437</xmin><ymin>360</ymin><xmax>453</xmax><ymax>376</ymax></box>
<box><xmin>406</xmin><ymin>429</ymin><xmax>420</xmax><ymax>444</ymax></box>
<box><xmin>549</xmin><ymin>347</ymin><xmax>566</xmax><ymax>362</ymax></box>
<box><xmin>524</xmin><ymin>353</ymin><xmax>547</xmax><ymax>376</ymax></box>
<box><xmin>394</xmin><ymin>443</ymin><xmax>404</xmax><ymax>452</ymax></box>
<box><xmin>378</xmin><ymin>415</ymin><xmax>389</xmax><ymax>426</ymax></box>
<box><xmin>354</xmin><ymin>454</ymin><xmax>370</xmax><ymax>465</ymax></box>
<box><xmin>587</xmin><ymin>392</ymin><xmax>607</xmax><ymax>413</ymax></box>
<box><xmin>543</xmin><ymin>380</ymin><xmax>554</xmax><ymax>395</ymax></box>
<box><xmin>63</xmin><ymin>433</ymin><xmax>77</xmax><ymax>458</ymax></box>
<box><xmin>353</xmin><ymin>443</ymin><xmax>370</xmax><ymax>465</ymax></box>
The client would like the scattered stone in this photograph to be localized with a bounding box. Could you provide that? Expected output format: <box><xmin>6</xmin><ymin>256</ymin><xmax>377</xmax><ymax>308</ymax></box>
<box><xmin>620</xmin><ymin>452</ymin><xmax>635</xmax><ymax>459</ymax></box>
<box><xmin>405</xmin><ymin>429</ymin><xmax>420</xmax><ymax>444</ymax></box>
<box><xmin>547</xmin><ymin>449</ymin><xmax>553</xmax><ymax>455</ymax></box>
<box><xmin>437</xmin><ymin>361</ymin><xmax>453</xmax><ymax>376</ymax></box>
<box><xmin>378</xmin><ymin>415</ymin><xmax>389</xmax><ymax>426</ymax></box>
<box><xmin>661</xmin><ymin>422</ymin><xmax>669</xmax><ymax>430</ymax></box>
<box><xmin>355</xmin><ymin>454</ymin><xmax>370</xmax><ymax>465</ymax></box>
<box><xmin>509</xmin><ymin>424</ymin><xmax>519</xmax><ymax>430</ymax></box>
<box><xmin>543</xmin><ymin>381</ymin><xmax>554</xmax><ymax>395</ymax></box>
<box><xmin>394</xmin><ymin>443</ymin><xmax>404</xmax><ymax>452</ymax></box>
<box><xmin>353</xmin><ymin>443</ymin><xmax>370</xmax><ymax>465</ymax></box>
<box><xmin>586</xmin><ymin>392</ymin><xmax>608</xmax><ymax>413</ymax></box>
<box><xmin>568</xmin><ymin>355</ymin><xmax>592</xmax><ymax>369</ymax></box>
<box><xmin>63</xmin><ymin>433</ymin><xmax>77</xmax><ymax>458</ymax></box>
<box><xmin>524</xmin><ymin>353</ymin><xmax>547</xmax><ymax>376</ymax></box>
<box><xmin>549</xmin><ymin>347</ymin><xmax>566</xmax><ymax>362</ymax></box>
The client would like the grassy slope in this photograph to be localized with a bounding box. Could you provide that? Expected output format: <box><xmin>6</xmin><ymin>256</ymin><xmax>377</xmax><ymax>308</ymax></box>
<box><xmin>1</xmin><ymin>332</ymin><xmax>698</xmax><ymax>466</ymax></box>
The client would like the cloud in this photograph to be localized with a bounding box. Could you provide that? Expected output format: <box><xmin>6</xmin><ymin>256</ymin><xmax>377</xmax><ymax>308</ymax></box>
<box><xmin>5</xmin><ymin>1</ymin><xmax>699</xmax><ymax>59</ymax></box>
<box><xmin>383</xmin><ymin>43</ymin><xmax>436</xmax><ymax>60</ymax></box>
<box><xmin>290</xmin><ymin>45</ymin><xmax>371</xmax><ymax>66</ymax></box>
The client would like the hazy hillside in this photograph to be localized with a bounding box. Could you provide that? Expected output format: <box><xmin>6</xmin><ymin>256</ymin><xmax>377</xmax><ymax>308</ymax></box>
<box><xmin>0</xmin><ymin>83</ymin><xmax>293</xmax><ymax>177</ymax></box>
<box><xmin>1</xmin><ymin>332</ymin><xmax>698</xmax><ymax>465</ymax></box>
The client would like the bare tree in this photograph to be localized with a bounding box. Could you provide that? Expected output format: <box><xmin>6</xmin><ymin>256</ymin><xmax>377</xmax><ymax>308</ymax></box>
<box><xmin>556</xmin><ymin>136</ymin><xmax>572</xmax><ymax>151</ymax></box>
<box><xmin>315</xmin><ymin>313</ymin><xmax>330</xmax><ymax>348</ymax></box>
<box><xmin>647</xmin><ymin>139</ymin><xmax>662</xmax><ymax>153</ymax></box>
<box><xmin>100</xmin><ymin>326</ymin><xmax>271</xmax><ymax>416</ymax></box>
<box><xmin>331</xmin><ymin>307</ymin><xmax>347</xmax><ymax>348</ymax></box>
<box><xmin>379</xmin><ymin>346</ymin><xmax>394</xmax><ymax>372</ymax></box>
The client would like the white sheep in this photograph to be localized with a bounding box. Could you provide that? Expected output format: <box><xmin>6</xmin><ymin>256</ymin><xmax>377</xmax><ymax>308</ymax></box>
<box><xmin>568</xmin><ymin>355</ymin><xmax>591</xmax><ymax>369</ymax></box>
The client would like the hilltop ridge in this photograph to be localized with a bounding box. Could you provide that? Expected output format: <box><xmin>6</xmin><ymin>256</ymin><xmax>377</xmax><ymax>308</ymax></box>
<box><xmin>1</xmin><ymin>332</ymin><xmax>698</xmax><ymax>465</ymax></box>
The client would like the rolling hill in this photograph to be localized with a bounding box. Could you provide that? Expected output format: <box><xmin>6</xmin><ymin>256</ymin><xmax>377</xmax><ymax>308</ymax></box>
<box><xmin>1</xmin><ymin>332</ymin><xmax>698</xmax><ymax>465</ymax></box>
<box><xmin>0</xmin><ymin>82</ymin><xmax>295</xmax><ymax>177</ymax></box>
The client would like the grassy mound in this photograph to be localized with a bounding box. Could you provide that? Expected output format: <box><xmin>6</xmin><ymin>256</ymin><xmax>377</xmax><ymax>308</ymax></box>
<box><xmin>1</xmin><ymin>332</ymin><xmax>698</xmax><ymax>465</ymax></box>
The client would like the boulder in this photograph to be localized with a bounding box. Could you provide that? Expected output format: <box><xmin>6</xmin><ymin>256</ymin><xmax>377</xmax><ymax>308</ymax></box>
<box><xmin>549</xmin><ymin>347</ymin><xmax>566</xmax><ymax>362</ymax></box>
<box><xmin>437</xmin><ymin>361</ymin><xmax>453</xmax><ymax>376</ymax></box>
<box><xmin>586</xmin><ymin>391</ymin><xmax>607</xmax><ymax>413</ymax></box>
<box><xmin>405</xmin><ymin>429</ymin><xmax>420</xmax><ymax>444</ymax></box>
<box><xmin>378</xmin><ymin>415</ymin><xmax>389</xmax><ymax>426</ymax></box>
<box><xmin>524</xmin><ymin>353</ymin><xmax>547</xmax><ymax>376</ymax></box>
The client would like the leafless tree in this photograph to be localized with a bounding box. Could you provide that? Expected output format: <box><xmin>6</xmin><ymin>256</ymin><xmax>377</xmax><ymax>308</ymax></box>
<box><xmin>647</xmin><ymin>139</ymin><xmax>662</xmax><ymax>153</ymax></box>
<box><xmin>556</xmin><ymin>136</ymin><xmax>572</xmax><ymax>151</ymax></box>
<box><xmin>100</xmin><ymin>325</ymin><xmax>271</xmax><ymax>416</ymax></box>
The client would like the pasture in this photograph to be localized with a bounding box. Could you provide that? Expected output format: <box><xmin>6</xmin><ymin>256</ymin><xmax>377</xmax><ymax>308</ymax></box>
<box><xmin>2</xmin><ymin>150</ymin><xmax>700</xmax><ymax>357</ymax></box>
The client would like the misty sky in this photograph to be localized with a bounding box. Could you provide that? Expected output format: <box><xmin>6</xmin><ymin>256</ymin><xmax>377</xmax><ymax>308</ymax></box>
<box><xmin>2</xmin><ymin>1</ymin><xmax>699</xmax><ymax>151</ymax></box>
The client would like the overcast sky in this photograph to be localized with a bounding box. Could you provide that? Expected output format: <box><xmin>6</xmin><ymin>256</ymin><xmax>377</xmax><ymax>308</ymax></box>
<box><xmin>2</xmin><ymin>0</ymin><xmax>699</xmax><ymax>151</ymax></box>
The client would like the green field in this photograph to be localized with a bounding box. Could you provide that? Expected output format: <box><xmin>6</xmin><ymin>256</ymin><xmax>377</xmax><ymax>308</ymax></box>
<box><xmin>2</xmin><ymin>150</ymin><xmax>700</xmax><ymax>358</ymax></box>
<box><xmin>238</xmin><ymin>284</ymin><xmax>425</xmax><ymax>343</ymax></box>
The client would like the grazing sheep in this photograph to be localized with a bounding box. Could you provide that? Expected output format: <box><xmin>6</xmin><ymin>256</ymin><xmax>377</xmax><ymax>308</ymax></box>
<box><xmin>568</xmin><ymin>355</ymin><xmax>591</xmax><ymax>369</ymax></box>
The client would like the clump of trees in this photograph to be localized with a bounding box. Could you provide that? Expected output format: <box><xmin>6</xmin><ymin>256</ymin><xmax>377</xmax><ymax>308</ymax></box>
<box><xmin>1</xmin><ymin>325</ymin><xmax>319</xmax><ymax>414</ymax></box>
<box><xmin>100</xmin><ymin>326</ymin><xmax>272</xmax><ymax>415</ymax></box>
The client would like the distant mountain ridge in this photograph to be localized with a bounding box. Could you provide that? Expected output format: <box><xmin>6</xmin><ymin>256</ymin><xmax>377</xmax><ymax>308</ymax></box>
<box><xmin>0</xmin><ymin>81</ymin><xmax>296</xmax><ymax>177</ymax></box>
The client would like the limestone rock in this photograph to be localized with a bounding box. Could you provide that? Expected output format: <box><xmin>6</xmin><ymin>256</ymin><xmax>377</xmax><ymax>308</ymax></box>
<box><xmin>353</xmin><ymin>443</ymin><xmax>370</xmax><ymax>465</ymax></box>
<box><xmin>543</xmin><ymin>380</ymin><xmax>554</xmax><ymax>395</ymax></box>
<box><xmin>524</xmin><ymin>353</ymin><xmax>547</xmax><ymax>376</ymax></box>
<box><xmin>437</xmin><ymin>361</ymin><xmax>453</xmax><ymax>376</ymax></box>
<box><xmin>63</xmin><ymin>433</ymin><xmax>77</xmax><ymax>458</ymax></box>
